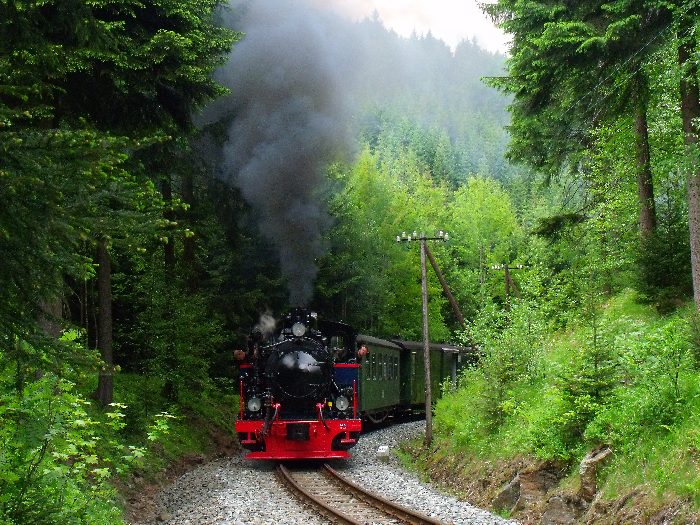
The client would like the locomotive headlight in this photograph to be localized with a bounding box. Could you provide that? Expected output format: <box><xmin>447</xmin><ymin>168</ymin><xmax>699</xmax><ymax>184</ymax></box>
<box><xmin>247</xmin><ymin>397</ymin><xmax>262</xmax><ymax>412</ymax></box>
<box><xmin>291</xmin><ymin>322</ymin><xmax>306</xmax><ymax>337</ymax></box>
<box><xmin>335</xmin><ymin>395</ymin><xmax>350</xmax><ymax>412</ymax></box>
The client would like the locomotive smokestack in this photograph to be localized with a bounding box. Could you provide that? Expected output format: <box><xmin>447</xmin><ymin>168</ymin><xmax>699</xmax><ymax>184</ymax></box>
<box><xmin>211</xmin><ymin>0</ymin><xmax>353</xmax><ymax>306</ymax></box>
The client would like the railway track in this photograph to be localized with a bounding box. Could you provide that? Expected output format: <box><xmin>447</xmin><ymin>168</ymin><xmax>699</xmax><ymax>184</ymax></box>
<box><xmin>276</xmin><ymin>463</ymin><xmax>449</xmax><ymax>525</ymax></box>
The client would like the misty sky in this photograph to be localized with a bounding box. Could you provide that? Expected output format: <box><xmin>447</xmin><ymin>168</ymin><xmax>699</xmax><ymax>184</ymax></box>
<box><xmin>321</xmin><ymin>0</ymin><xmax>509</xmax><ymax>53</ymax></box>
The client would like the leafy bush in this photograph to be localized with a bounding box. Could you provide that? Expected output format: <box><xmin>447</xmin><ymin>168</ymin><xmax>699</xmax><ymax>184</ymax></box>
<box><xmin>585</xmin><ymin>316</ymin><xmax>696</xmax><ymax>451</ymax></box>
<box><xmin>469</xmin><ymin>300</ymin><xmax>545</xmax><ymax>427</ymax></box>
<box><xmin>0</xmin><ymin>335</ymin><xmax>173</xmax><ymax>525</ymax></box>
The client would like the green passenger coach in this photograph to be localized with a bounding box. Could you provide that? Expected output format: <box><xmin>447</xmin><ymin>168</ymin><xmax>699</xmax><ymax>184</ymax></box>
<box><xmin>356</xmin><ymin>334</ymin><xmax>473</xmax><ymax>423</ymax></box>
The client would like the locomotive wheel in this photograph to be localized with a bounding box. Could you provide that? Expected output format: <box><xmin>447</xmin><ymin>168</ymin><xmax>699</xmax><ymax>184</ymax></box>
<box><xmin>366</xmin><ymin>410</ymin><xmax>389</xmax><ymax>424</ymax></box>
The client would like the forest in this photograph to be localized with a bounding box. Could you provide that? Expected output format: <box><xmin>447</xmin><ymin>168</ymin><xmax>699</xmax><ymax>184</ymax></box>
<box><xmin>1</xmin><ymin>0</ymin><xmax>700</xmax><ymax>523</ymax></box>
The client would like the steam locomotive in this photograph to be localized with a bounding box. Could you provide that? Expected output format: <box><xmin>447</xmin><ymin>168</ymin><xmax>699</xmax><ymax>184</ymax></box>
<box><xmin>235</xmin><ymin>308</ymin><xmax>471</xmax><ymax>460</ymax></box>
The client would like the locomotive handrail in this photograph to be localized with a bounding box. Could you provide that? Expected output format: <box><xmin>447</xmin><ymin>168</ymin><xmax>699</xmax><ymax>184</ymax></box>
<box><xmin>315</xmin><ymin>403</ymin><xmax>329</xmax><ymax>431</ymax></box>
<box><xmin>261</xmin><ymin>402</ymin><xmax>280</xmax><ymax>437</ymax></box>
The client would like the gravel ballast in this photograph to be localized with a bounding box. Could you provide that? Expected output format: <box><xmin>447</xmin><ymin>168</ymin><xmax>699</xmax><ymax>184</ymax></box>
<box><xmin>131</xmin><ymin>421</ymin><xmax>518</xmax><ymax>525</ymax></box>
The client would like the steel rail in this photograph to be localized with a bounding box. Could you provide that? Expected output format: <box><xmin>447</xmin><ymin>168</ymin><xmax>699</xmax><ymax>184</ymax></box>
<box><xmin>322</xmin><ymin>464</ymin><xmax>447</xmax><ymax>525</ymax></box>
<box><xmin>276</xmin><ymin>463</ymin><xmax>448</xmax><ymax>525</ymax></box>
<box><xmin>276</xmin><ymin>464</ymin><xmax>364</xmax><ymax>525</ymax></box>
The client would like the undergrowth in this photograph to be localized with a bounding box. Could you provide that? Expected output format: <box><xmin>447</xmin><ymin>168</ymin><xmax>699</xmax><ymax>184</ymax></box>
<box><xmin>433</xmin><ymin>289</ymin><xmax>700</xmax><ymax>507</ymax></box>
<box><xmin>0</xmin><ymin>345</ymin><xmax>237</xmax><ymax>525</ymax></box>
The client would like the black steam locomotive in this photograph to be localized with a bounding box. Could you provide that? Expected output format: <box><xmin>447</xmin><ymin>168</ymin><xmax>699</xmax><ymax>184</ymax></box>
<box><xmin>235</xmin><ymin>308</ymin><xmax>362</xmax><ymax>459</ymax></box>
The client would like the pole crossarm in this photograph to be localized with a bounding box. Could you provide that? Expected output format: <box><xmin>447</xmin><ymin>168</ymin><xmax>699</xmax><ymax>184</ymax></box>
<box><xmin>396</xmin><ymin>230</ymin><xmax>449</xmax><ymax>243</ymax></box>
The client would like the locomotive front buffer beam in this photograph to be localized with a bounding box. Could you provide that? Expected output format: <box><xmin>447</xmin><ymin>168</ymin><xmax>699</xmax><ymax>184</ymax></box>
<box><xmin>236</xmin><ymin>418</ymin><xmax>362</xmax><ymax>460</ymax></box>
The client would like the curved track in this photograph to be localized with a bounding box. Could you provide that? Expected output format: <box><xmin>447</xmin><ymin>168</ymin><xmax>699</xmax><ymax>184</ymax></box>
<box><xmin>276</xmin><ymin>463</ymin><xmax>449</xmax><ymax>525</ymax></box>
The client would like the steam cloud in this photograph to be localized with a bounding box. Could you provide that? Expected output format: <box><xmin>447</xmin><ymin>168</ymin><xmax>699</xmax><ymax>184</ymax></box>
<box><xmin>212</xmin><ymin>0</ymin><xmax>356</xmax><ymax>306</ymax></box>
<box><xmin>253</xmin><ymin>312</ymin><xmax>277</xmax><ymax>340</ymax></box>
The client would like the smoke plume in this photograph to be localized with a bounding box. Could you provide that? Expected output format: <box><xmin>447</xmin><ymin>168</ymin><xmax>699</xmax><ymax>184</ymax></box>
<box><xmin>253</xmin><ymin>312</ymin><xmax>277</xmax><ymax>340</ymax></box>
<box><xmin>211</xmin><ymin>0</ymin><xmax>356</xmax><ymax>306</ymax></box>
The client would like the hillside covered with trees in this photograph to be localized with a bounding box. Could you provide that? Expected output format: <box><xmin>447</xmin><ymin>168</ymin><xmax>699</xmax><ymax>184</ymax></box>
<box><xmin>2</xmin><ymin>0</ymin><xmax>700</xmax><ymax>523</ymax></box>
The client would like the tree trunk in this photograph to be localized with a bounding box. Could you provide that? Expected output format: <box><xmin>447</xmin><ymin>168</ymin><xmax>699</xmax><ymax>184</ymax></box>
<box><xmin>182</xmin><ymin>170</ymin><xmax>199</xmax><ymax>292</ymax></box>
<box><xmin>38</xmin><ymin>297</ymin><xmax>62</xmax><ymax>339</ymax></box>
<box><xmin>633</xmin><ymin>73</ymin><xmax>657</xmax><ymax>238</ymax></box>
<box><xmin>162</xmin><ymin>174</ymin><xmax>176</xmax><ymax>278</ymax></box>
<box><xmin>679</xmin><ymin>31</ymin><xmax>700</xmax><ymax>310</ymax></box>
<box><xmin>95</xmin><ymin>238</ymin><xmax>114</xmax><ymax>406</ymax></box>
<box><xmin>161</xmin><ymin>174</ymin><xmax>179</xmax><ymax>401</ymax></box>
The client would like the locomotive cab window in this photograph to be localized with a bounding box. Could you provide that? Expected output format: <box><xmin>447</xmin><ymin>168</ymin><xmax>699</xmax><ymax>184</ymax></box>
<box><xmin>330</xmin><ymin>335</ymin><xmax>346</xmax><ymax>360</ymax></box>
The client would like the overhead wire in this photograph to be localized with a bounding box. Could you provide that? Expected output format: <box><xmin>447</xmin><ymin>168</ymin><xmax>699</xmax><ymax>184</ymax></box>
<box><xmin>504</xmin><ymin>4</ymin><xmax>699</xmax><ymax>223</ymax></box>
<box><xmin>508</xmin><ymin>1</ymin><xmax>699</xmax><ymax>207</ymax></box>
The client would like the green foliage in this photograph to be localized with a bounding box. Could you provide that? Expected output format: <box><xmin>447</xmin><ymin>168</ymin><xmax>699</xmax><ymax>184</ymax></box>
<box><xmin>454</xmin><ymin>299</ymin><xmax>545</xmax><ymax>430</ymax></box>
<box><xmin>0</xmin><ymin>372</ymin><xmax>163</xmax><ymax>524</ymax></box>
<box><xmin>0</xmin><ymin>325</ymin><xmax>185</xmax><ymax>525</ymax></box>
<box><xmin>316</xmin><ymin>148</ymin><xmax>452</xmax><ymax>340</ymax></box>
<box><xmin>1</xmin><ymin>1</ymin><xmax>237</xmax><ymax>522</ymax></box>
<box><xmin>436</xmin><ymin>289</ymin><xmax>700</xmax><ymax>502</ymax></box>
<box><xmin>636</xmin><ymin>178</ymin><xmax>691</xmax><ymax>308</ymax></box>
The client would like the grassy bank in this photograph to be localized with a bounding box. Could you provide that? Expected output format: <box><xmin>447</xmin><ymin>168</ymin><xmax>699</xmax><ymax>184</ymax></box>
<box><xmin>109</xmin><ymin>374</ymin><xmax>238</xmax><ymax>480</ymax></box>
<box><xmin>410</xmin><ymin>290</ymin><xmax>700</xmax><ymax>521</ymax></box>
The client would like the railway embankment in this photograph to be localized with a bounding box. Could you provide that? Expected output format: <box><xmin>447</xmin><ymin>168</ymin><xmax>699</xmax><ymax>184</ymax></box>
<box><xmin>402</xmin><ymin>290</ymin><xmax>700</xmax><ymax>525</ymax></box>
<box><xmin>402</xmin><ymin>441</ymin><xmax>699</xmax><ymax>525</ymax></box>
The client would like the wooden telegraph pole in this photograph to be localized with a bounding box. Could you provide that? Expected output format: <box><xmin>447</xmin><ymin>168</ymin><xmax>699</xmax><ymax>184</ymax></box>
<box><xmin>419</xmin><ymin>237</ymin><xmax>432</xmax><ymax>446</ymax></box>
<box><xmin>397</xmin><ymin>230</ymin><xmax>449</xmax><ymax>447</ymax></box>
<box><xmin>491</xmin><ymin>263</ymin><xmax>524</xmax><ymax>310</ymax></box>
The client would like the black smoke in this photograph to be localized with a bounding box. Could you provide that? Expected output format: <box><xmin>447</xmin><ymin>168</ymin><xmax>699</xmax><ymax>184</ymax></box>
<box><xmin>210</xmin><ymin>0</ymin><xmax>356</xmax><ymax>306</ymax></box>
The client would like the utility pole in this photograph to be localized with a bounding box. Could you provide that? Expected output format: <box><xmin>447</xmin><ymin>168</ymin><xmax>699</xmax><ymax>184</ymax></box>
<box><xmin>490</xmin><ymin>263</ymin><xmax>524</xmax><ymax>310</ymax></box>
<box><xmin>397</xmin><ymin>230</ymin><xmax>448</xmax><ymax>447</ymax></box>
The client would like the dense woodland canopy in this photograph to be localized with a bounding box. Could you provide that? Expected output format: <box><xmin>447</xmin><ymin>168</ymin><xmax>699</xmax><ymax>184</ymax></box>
<box><xmin>2</xmin><ymin>0</ymin><xmax>700</xmax><ymax>522</ymax></box>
